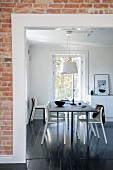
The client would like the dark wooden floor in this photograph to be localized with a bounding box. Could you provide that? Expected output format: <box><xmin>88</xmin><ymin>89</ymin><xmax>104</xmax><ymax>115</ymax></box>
<box><xmin>26</xmin><ymin>118</ymin><xmax>113</xmax><ymax>170</ymax></box>
<box><xmin>1</xmin><ymin>118</ymin><xmax>113</xmax><ymax>169</ymax></box>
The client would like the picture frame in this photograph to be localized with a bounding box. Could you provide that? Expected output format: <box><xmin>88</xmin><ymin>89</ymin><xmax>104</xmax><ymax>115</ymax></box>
<box><xmin>94</xmin><ymin>74</ymin><xmax>109</xmax><ymax>95</ymax></box>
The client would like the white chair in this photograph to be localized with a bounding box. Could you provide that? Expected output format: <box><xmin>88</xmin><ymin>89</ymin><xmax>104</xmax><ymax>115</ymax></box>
<box><xmin>41</xmin><ymin>102</ymin><xmax>66</xmax><ymax>145</ymax></box>
<box><xmin>74</xmin><ymin>102</ymin><xmax>96</xmax><ymax>140</ymax></box>
<box><xmin>29</xmin><ymin>97</ymin><xmax>46</xmax><ymax>123</ymax></box>
<box><xmin>79</xmin><ymin>105</ymin><xmax>107</xmax><ymax>144</ymax></box>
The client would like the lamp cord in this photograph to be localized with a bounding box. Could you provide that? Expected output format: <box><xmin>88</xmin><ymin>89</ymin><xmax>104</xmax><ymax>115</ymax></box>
<box><xmin>66</xmin><ymin>31</ymin><xmax>72</xmax><ymax>58</ymax></box>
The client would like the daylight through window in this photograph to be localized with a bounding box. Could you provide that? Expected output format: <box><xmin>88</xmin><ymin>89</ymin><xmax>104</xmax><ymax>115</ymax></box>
<box><xmin>53</xmin><ymin>55</ymin><xmax>82</xmax><ymax>101</ymax></box>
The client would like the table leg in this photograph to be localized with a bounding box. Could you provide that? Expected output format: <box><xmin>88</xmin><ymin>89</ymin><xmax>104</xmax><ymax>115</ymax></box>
<box><xmin>57</xmin><ymin>112</ymin><xmax>59</xmax><ymax>147</ymax></box>
<box><xmin>71</xmin><ymin>112</ymin><xmax>73</xmax><ymax>144</ymax></box>
<box><xmin>86</xmin><ymin>111</ymin><xmax>89</xmax><ymax>149</ymax></box>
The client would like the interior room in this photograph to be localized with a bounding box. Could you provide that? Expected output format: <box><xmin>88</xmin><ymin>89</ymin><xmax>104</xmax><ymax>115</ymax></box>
<box><xmin>25</xmin><ymin>26</ymin><xmax>113</xmax><ymax>169</ymax></box>
<box><xmin>26</xmin><ymin>27</ymin><xmax>113</xmax><ymax>122</ymax></box>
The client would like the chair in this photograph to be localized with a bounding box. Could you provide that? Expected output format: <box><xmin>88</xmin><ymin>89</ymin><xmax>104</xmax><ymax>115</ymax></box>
<box><xmin>73</xmin><ymin>101</ymin><xmax>92</xmax><ymax>139</ymax></box>
<box><xmin>79</xmin><ymin>104</ymin><xmax>107</xmax><ymax>144</ymax></box>
<box><xmin>29</xmin><ymin>97</ymin><xmax>46</xmax><ymax>123</ymax></box>
<box><xmin>41</xmin><ymin>102</ymin><xmax>66</xmax><ymax>145</ymax></box>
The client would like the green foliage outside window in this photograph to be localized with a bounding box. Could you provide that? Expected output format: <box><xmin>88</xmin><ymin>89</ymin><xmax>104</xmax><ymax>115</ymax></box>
<box><xmin>54</xmin><ymin>56</ymin><xmax>78</xmax><ymax>101</ymax></box>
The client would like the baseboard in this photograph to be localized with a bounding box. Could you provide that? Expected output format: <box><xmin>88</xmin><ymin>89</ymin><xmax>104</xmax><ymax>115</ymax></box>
<box><xmin>0</xmin><ymin>155</ymin><xmax>26</xmax><ymax>163</ymax></box>
<box><xmin>106</xmin><ymin>117</ymin><xmax>113</xmax><ymax>122</ymax></box>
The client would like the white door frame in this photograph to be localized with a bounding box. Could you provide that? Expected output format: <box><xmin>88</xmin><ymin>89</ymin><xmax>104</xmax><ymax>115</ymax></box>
<box><xmin>1</xmin><ymin>14</ymin><xmax>113</xmax><ymax>163</ymax></box>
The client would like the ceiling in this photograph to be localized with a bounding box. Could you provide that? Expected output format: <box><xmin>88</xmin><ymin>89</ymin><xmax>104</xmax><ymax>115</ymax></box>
<box><xmin>26</xmin><ymin>27</ymin><xmax>113</xmax><ymax>47</ymax></box>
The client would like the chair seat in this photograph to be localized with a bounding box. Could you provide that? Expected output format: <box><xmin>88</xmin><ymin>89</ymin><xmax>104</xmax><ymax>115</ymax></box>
<box><xmin>35</xmin><ymin>105</ymin><xmax>46</xmax><ymax>109</ymax></box>
<box><xmin>50</xmin><ymin>113</ymin><xmax>65</xmax><ymax>118</ymax></box>
<box><xmin>48</xmin><ymin>118</ymin><xmax>65</xmax><ymax>123</ymax></box>
<box><xmin>79</xmin><ymin>118</ymin><xmax>100</xmax><ymax>123</ymax></box>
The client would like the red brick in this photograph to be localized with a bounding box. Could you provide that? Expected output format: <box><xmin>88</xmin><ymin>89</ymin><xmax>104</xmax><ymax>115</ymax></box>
<box><xmin>85</xmin><ymin>0</ymin><xmax>100</xmax><ymax>2</ymax></box>
<box><xmin>1</xmin><ymin>140</ymin><xmax>13</xmax><ymax>145</ymax></box>
<box><xmin>2</xmin><ymin>121</ymin><xmax>13</xmax><ymax>126</ymax></box>
<box><xmin>62</xmin><ymin>8</ymin><xmax>77</xmax><ymax>13</ymax></box>
<box><xmin>0</xmin><ymin>0</ymin><xmax>13</xmax><ymax>2</ymax></box>
<box><xmin>2</xmin><ymin>150</ymin><xmax>13</xmax><ymax>155</ymax></box>
<box><xmin>0</xmin><ymin>8</ymin><xmax>13</xmax><ymax>13</ymax></box>
<box><xmin>54</xmin><ymin>0</ymin><xmax>68</xmax><ymax>2</ymax></box>
<box><xmin>3</xmin><ymin>131</ymin><xmax>13</xmax><ymax>135</ymax></box>
<box><xmin>0</xmin><ymin>19</ymin><xmax>11</xmax><ymax>23</ymax></box>
<box><xmin>110</xmin><ymin>4</ymin><xmax>113</xmax><ymax>7</ymax></box>
<box><xmin>79</xmin><ymin>4</ymin><xmax>92</xmax><ymax>7</ymax></box>
<box><xmin>14</xmin><ymin>8</ymin><xmax>45</xmax><ymax>13</ymax></box>
<box><xmin>20</xmin><ymin>0</ymin><xmax>36</xmax><ymax>2</ymax></box>
<box><xmin>69</xmin><ymin>0</ymin><xmax>84</xmax><ymax>2</ymax></box>
<box><xmin>33</xmin><ymin>4</ymin><xmax>48</xmax><ymax>8</ymax></box>
<box><xmin>77</xmin><ymin>9</ymin><xmax>89</xmax><ymax>13</ymax></box>
<box><xmin>46</xmin><ymin>9</ymin><xmax>61</xmax><ymax>13</ymax></box>
<box><xmin>0</xmin><ymin>28</ymin><xmax>11</xmax><ymax>32</ymax></box>
<box><xmin>103</xmin><ymin>0</ymin><xmax>113</xmax><ymax>2</ymax></box>
<box><xmin>49</xmin><ymin>4</ymin><xmax>64</xmax><ymax>8</ymax></box>
<box><xmin>16</xmin><ymin>4</ymin><xmax>33</xmax><ymax>8</ymax></box>
<box><xmin>1</xmin><ymin>3</ymin><xmax>16</xmax><ymax>8</ymax></box>
<box><xmin>94</xmin><ymin>4</ymin><xmax>109</xmax><ymax>8</ymax></box>
<box><xmin>0</xmin><ymin>126</ymin><xmax>13</xmax><ymax>130</ymax></box>
<box><xmin>64</xmin><ymin>4</ymin><xmax>79</xmax><ymax>8</ymax></box>
<box><xmin>0</xmin><ymin>134</ymin><xmax>13</xmax><ymax>140</ymax></box>
<box><xmin>0</xmin><ymin>76</ymin><xmax>12</xmax><ymax>81</ymax></box>
<box><xmin>0</xmin><ymin>68</ymin><xmax>3</xmax><ymax>72</ymax></box>
<box><xmin>0</xmin><ymin>87</ymin><xmax>12</xmax><ymax>91</ymax></box>
<box><xmin>0</xmin><ymin>14</ymin><xmax>11</xmax><ymax>19</ymax></box>
<box><xmin>0</xmin><ymin>48</ymin><xmax>11</xmax><ymax>53</ymax></box>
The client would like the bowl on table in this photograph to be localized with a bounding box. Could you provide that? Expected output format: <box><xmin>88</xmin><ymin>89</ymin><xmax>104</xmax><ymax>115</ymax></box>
<box><xmin>55</xmin><ymin>101</ymin><xmax>65</xmax><ymax>107</ymax></box>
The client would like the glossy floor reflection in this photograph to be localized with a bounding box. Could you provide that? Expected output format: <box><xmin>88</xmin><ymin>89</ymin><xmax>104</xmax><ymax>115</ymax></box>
<box><xmin>26</xmin><ymin>119</ymin><xmax>113</xmax><ymax>170</ymax></box>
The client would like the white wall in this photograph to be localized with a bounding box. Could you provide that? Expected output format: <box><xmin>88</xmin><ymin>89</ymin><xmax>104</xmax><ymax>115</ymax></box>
<box><xmin>88</xmin><ymin>46</ymin><xmax>113</xmax><ymax>94</ymax></box>
<box><xmin>25</xmin><ymin>43</ymin><xmax>31</xmax><ymax>123</ymax></box>
<box><xmin>29</xmin><ymin>47</ymin><xmax>51</xmax><ymax>104</ymax></box>
<box><xmin>29</xmin><ymin>45</ymin><xmax>113</xmax><ymax>114</ymax></box>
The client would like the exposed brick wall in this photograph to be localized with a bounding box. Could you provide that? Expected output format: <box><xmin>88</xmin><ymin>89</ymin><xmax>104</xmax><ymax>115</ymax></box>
<box><xmin>0</xmin><ymin>0</ymin><xmax>112</xmax><ymax>155</ymax></box>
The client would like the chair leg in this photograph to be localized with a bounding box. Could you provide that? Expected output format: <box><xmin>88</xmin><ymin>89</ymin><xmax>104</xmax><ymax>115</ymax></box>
<box><xmin>64</xmin><ymin>121</ymin><xmax>66</xmax><ymax>144</ymax></box>
<box><xmin>91</xmin><ymin>124</ymin><xmax>96</xmax><ymax>136</ymax></box>
<box><xmin>95</xmin><ymin>124</ymin><xmax>100</xmax><ymax>138</ymax></box>
<box><xmin>89</xmin><ymin>124</ymin><xmax>92</xmax><ymax>140</ymax></box>
<box><xmin>83</xmin><ymin>122</ymin><xmax>86</xmax><ymax>144</ymax></box>
<box><xmin>76</xmin><ymin>114</ymin><xmax>80</xmax><ymax>139</ymax></box>
<box><xmin>101</xmin><ymin>122</ymin><xmax>107</xmax><ymax>144</ymax></box>
<box><xmin>67</xmin><ymin>112</ymin><xmax>69</xmax><ymax>129</ymax></box>
<box><xmin>41</xmin><ymin>122</ymin><xmax>48</xmax><ymax>144</ymax></box>
<box><xmin>73</xmin><ymin>114</ymin><xmax>77</xmax><ymax>132</ymax></box>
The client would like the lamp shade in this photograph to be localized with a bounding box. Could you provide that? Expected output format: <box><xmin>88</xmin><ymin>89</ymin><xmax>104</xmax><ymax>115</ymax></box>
<box><xmin>60</xmin><ymin>61</ymin><xmax>78</xmax><ymax>74</ymax></box>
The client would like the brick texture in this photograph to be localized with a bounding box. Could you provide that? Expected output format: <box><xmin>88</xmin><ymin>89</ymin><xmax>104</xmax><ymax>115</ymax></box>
<box><xmin>0</xmin><ymin>0</ymin><xmax>113</xmax><ymax>156</ymax></box>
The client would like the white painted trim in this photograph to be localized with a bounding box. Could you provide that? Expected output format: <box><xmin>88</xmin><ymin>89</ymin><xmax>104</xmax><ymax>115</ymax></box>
<box><xmin>1</xmin><ymin>14</ymin><xmax>112</xmax><ymax>163</ymax></box>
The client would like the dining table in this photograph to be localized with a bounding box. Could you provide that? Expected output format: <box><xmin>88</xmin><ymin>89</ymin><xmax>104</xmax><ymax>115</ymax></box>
<box><xmin>49</xmin><ymin>100</ymin><xmax>98</xmax><ymax>149</ymax></box>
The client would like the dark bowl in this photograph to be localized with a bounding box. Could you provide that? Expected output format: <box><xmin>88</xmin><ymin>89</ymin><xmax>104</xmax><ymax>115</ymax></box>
<box><xmin>55</xmin><ymin>101</ymin><xmax>65</xmax><ymax>107</ymax></box>
<box><xmin>99</xmin><ymin>89</ymin><xmax>106</xmax><ymax>93</ymax></box>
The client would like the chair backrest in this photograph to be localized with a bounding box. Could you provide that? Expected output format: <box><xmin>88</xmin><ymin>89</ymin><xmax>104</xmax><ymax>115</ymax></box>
<box><xmin>93</xmin><ymin>105</ymin><xmax>105</xmax><ymax>124</ymax></box>
<box><xmin>45</xmin><ymin>101</ymin><xmax>51</xmax><ymax>122</ymax></box>
<box><xmin>32</xmin><ymin>97</ymin><xmax>38</xmax><ymax>107</ymax></box>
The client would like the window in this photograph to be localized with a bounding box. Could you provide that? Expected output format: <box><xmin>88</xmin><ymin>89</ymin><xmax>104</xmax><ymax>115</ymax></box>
<box><xmin>53</xmin><ymin>55</ymin><xmax>83</xmax><ymax>101</ymax></box>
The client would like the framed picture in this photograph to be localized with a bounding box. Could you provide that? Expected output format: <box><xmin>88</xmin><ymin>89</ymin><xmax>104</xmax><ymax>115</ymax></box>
<box><xmin>94</xmin><ymin>74</ymin><xmax>109</xmax><ymax>95</ymax></box>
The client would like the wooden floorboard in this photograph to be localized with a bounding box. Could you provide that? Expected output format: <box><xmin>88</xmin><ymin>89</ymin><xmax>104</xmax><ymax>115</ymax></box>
<box><xmin>0</xmin><ymin>119</ymin><xmax>113</xmax><ymax>170</ymax></box>
<box><xmin>26</xmin><ymin>119</ymin><xmax>113</xmax><ymax>170</ymax></box>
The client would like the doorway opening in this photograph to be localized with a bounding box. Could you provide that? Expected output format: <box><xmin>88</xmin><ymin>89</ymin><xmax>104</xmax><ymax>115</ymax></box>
<box><xmin>11</xmin><ymin>14</ymin><xmax>113</xmax><ymax>163</ymax></box>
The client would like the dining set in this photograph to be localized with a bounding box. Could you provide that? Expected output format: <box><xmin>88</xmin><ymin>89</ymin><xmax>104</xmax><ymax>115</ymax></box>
<box><xmin>29</xmin><ymin>97</ymin><xmax>107</xmax><ymax>150</ymax></box>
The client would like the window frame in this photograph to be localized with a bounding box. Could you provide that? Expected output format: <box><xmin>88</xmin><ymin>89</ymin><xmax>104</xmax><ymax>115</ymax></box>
<box><xmin>52</xmin><ymin>51</ymin><xmax>89</xmax><ymax>101</ymax></box>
